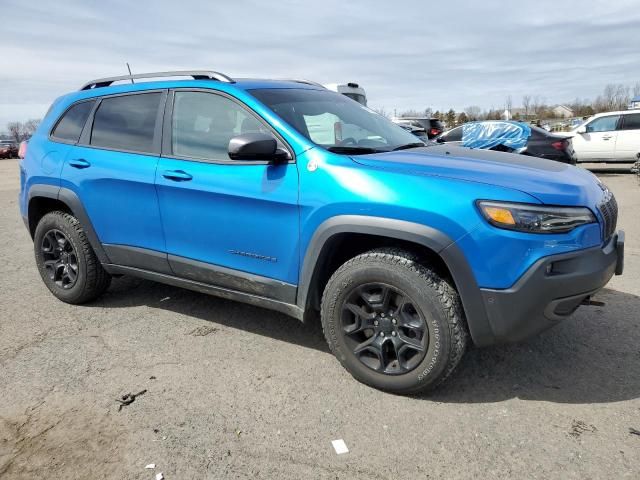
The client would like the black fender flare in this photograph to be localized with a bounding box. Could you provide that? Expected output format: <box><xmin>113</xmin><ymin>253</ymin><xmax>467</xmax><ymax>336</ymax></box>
<box><xmin>296</xmin><ymin>215</ymin><xmax>495</xmax><ymax>346</ymax></box>
<box><xmin>27</xmin><ymin>185</ymin><xmax>110</xmax><ymax>264</ymax></box>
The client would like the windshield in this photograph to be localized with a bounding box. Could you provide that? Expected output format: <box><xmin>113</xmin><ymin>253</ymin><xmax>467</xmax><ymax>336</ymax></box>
<box><xmin>249</xmin><ymin>88</ymin><xmax>423</xmax><ymax>153</ymax></box>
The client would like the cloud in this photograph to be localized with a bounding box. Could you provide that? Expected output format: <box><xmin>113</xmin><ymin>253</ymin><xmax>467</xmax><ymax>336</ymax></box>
<box><xmin>1</xmin><ymin>0</ymin><xmax>639</xmax><ymax>127</ymax></box>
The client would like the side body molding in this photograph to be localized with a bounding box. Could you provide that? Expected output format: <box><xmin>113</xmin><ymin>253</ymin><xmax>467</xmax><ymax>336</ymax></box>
<box><xmin>27</xmin><ymin>185</ymin><xmax>111</xmax><ymax>264</ymax></box>
<box><xmin>297</xmin><ymin>215</ymin><xmax>495</xmax><ymax>346</ymax></box>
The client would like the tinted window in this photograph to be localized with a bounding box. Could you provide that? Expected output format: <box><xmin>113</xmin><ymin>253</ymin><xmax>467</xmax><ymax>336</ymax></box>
<box><xmin>586</xmin><ymin>115</ymin><xmax>620</xmax><ymax>133</ymax></box>
<box><xmin>443</xmin><ymin>126</ymin><xmax>462</xmax><ymax>141</ymax></box>
<box><xmin>171</xmin><ymin>91</ymin><xmax>274</xmax><ymax>161</ymax></box>
<box><xmin>620</xmin><ymin>113</ymin><xmax>640</xmax><ymax>130</ymax></box>
<box><xmin>90</xmin><ymin>93</ymin><xmax>161</xmax><ymax>153</ymax></box>
<box><xmin>52</xmin><ymin>101</ymin><xmax>94</xmax><ymax>142</ymax></box>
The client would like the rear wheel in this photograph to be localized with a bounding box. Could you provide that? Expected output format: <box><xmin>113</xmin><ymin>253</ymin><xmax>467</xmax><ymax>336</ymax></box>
<box><xmin>34</xmin><ymin>211</ymin><xmax>111</xmax><ymax>304</ymax></box>
<box><xmin>321</xmin><ymin>248</ymin><xmax>468</xmax><ymax>394</ymax></box>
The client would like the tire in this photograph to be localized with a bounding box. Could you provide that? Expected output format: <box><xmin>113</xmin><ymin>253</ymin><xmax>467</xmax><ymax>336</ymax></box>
<box><xmin>34</xmin><ymin>211</ymin><xmax>111</xmax><ymax>304</ymax></box>
<box><xmin>321</xmin><ymin>248</ymin><xmax>468</xmax><ymax>394</ymax></box>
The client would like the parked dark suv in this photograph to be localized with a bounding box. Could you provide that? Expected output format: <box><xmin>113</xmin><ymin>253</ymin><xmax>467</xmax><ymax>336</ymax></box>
<box><xmin>0</xmin><ymin>140</ymin><xmax>18</xmax><ymax>159</ymax></box>
<box><xmin>19</xmin><ymin>71</ymin><xmax>624</xmax><ymax>394</ymax></box>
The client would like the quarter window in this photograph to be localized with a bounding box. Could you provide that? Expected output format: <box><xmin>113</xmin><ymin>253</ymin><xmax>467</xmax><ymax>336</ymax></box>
<box><xmin>171</xmin><ymin>91</ymin><xmax>272</xmax><ymax>161</ymax></box>
<box><xmin>620</xmin><ymin>113</ymin><xmax>640</xmax><ymax>131</ymax></box>
<box><xmin>51</xmin><ymin>100</ymin><xmax>95</xmax><ymax>142</ymax></box>
<box><xmin>586</xmin><ymin>115</ymin><xmax>620</xmax><ymax>133</ymax></box>
<box><xmin>90</xmin><ymin>93</ymin><xmax>161</xmax><ymax>153</ymax></box>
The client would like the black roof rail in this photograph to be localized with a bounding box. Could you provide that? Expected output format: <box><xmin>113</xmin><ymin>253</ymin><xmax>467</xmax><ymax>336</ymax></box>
<box><xmin>80</xmin><ymin>70</ymin><xmax>235</xmax><ymax>90</ymax></box>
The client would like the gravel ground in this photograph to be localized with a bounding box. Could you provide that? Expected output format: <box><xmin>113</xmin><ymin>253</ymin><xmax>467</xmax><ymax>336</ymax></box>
<box><xmin>0</xmin><ymin>159</ymin><xmax>638</xmax><ymax>479</ymax></box>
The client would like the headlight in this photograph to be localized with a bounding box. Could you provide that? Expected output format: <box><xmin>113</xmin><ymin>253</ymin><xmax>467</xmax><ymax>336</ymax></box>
<box><xmin>477</xmin><ymin>201</ymin><xmax>596</xmax><ymax>234</ymax></box>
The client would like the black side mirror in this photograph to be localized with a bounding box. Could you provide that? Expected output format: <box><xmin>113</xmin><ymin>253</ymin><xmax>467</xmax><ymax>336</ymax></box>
<box><xmin>436</xmin><ymin>137</ymin><xmax>445</xmax><ymax>143</ymax></box>
<box><xmin>228</xmin><ymin>133</ymin><xmax>291</xmax><ymax>162</ymax></box>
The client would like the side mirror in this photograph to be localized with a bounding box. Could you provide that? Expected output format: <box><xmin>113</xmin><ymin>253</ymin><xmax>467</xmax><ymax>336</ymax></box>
<box><xmin>576</xmin><ymin>126</ymin><xmax>587</xmax><ymax>134</ymax></box>
<box><xmin>228</xmin><ymin>133</ymin><xmax>291</xmax><ymax>162</ymax></box>
<box><xmin>436</xmin><ymin>136</ymin><xmax>445</xmax><ymax>143</ymax></box>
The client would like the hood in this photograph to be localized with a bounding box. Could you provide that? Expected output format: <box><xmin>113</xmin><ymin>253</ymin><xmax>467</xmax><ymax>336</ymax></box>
<box><xmin>353</xmin><ymin>145</ymin><xmax>604</xmax><ymax>207</ymax></box>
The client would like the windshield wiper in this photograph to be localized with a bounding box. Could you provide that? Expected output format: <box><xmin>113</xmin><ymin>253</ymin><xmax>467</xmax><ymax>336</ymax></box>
<box><xmin>326</xmin><ymin>146</ymin><xmax>383</xmax><ymax>154</ymax></box>
<box><xmin>391</xmin><ymin>142</ymin><xmax>426</xmax><ymax>151</ymax></box>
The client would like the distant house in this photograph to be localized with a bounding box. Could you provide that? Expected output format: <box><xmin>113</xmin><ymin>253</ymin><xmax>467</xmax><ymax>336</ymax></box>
<box><xmin>630</xmin><ymin>96</ymin><xmax>640</xmax><ymax>110</ymax></box>
<box><xmin>552</xmin><ymin>105</ymin><xmax>574</xmax><ymax>118</ymax></box>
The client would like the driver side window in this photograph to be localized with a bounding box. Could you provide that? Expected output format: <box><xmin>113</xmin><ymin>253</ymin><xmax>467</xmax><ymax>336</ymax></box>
<box><xmin>171</xmin><ymin>91</ymin><xmax>273</xmax><ymax>162</ymax></box>
<box><xmin>586</xmin><ymin>115</ymin><xmax>620</xmax><ymax>133</ymax></box>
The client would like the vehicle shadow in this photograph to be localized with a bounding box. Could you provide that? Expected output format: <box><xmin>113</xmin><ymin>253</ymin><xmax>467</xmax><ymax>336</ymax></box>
<box><xmin>93</xmin><ymin>275</ymin><xmax>329</xmax><ymax>353</ymax></box>
<box><xmin>428</xmin><ymin>287</ymin><xmax>640</xmax><ymax>404</ymax></box>
<box><xmin>92</xmin><ymin>280</ymin><xmax>639</xmax><ymax>404</ymax></box>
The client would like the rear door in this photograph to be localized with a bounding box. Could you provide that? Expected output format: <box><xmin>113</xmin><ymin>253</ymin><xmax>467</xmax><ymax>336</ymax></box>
<box><xmin>614</xmin><ymin>113</ymin><xmax>640</xmax><ymax>161</ymax></box>
<box><xmin>62</xmin><ymin>90</ymin><xmax>170</xmax><ymax>272</ymax></box>
<box><xmin>571</xmin><ymin>115</ymin><xmax>620</xmax><ymax>161</ymax></box>
<box><xmin>155</xmin><ymin>89</ymin><xmax>299</xmax><ymax>297</ymax></box>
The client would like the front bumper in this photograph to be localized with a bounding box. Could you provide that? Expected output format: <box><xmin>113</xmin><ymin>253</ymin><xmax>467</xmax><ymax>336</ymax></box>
<box><xmin>479</xmin><ymin>231</ymin><xmax>624</xmax><ymax>344</ymax></box>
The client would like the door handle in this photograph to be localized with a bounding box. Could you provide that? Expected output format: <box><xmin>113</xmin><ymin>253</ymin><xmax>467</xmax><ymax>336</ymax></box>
<box><xmin>162</xmin><ymin>170</ymin><xmax>193</xmax><ymax>181</ymax></box>
<box><xmin>69</xmin><ymin>158</ymin><xmax>91</xmax><ymax>169</ymax></box>
<box><xmin>602</xmin><ymin>136</ymin><xmax>612</xmax><ymax>140</ymax></box>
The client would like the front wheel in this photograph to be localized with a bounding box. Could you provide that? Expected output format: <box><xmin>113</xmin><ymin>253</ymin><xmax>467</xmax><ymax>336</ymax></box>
<box><xmin>320</xmin><ymin>248</ymin><xmax>468</xmax><ymax>394</ymax></box>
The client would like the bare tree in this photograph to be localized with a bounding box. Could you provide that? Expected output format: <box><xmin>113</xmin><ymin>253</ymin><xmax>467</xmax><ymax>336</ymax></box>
<box><xmin>465</xmin><ymin>105</ymin><xmax>482</xmax><ymax>121</ymax></box>
<box><xmin>634</xmin><ymin>82</ymin><xmax>640</xmax><ymax>97</ymax></box>
<box><xmin>24</xmin><ymin>119</ymin><xmax>41</xmax><ymax>137</ymax></box>
<box><xmin>522</xmin><ymin>95</ymin><xmax>532</xmax><ymax>118</ymax></box>
<box><xmin>505</xmin><ymin>95</ymin><xmax>512</xmax><ymax>118</ymax></box>
<box><xmin>7</xmin><ymin>122</ymin><xmax>25</xmax><ymax>143</ymax></box>
<box><xmin>532</xmin><ymin>95</ymin><xmax>547</xmax><ymax>118</ymax></box>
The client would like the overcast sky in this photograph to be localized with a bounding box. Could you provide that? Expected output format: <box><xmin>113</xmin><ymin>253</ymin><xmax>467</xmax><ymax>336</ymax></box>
<box><xmin>1</xmin><ymin>0</ymin><xmax>639</xmax><ymax>128</ymax></box>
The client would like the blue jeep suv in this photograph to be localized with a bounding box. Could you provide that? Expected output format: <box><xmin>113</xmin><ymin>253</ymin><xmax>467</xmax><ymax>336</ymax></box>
<box><xmin>19</xmin><ymin>71</ymin><xmax>624</xmax><ymax>393</ymax></box>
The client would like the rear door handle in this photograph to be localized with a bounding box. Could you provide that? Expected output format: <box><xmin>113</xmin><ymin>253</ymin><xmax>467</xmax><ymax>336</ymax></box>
<box><xmin>602</xmin><ymin>136</ymin><xmax>612</xmax><ymax>140</ymax></box>
<box><xmin>69</xmin><ymin>158</ymin><xmax>91</xmax><ymax>169</ymax></box>
<box><xmin>162</xmin><ymin>170</ymin><xmax>193</xmax><ymax>181</ymax></box>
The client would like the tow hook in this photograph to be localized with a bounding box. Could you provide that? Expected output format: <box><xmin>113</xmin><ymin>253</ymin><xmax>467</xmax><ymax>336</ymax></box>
<box><xmin>581</xmin><ymin>297</ymin><xmax>605</xmax><ymax>307</ymax></box>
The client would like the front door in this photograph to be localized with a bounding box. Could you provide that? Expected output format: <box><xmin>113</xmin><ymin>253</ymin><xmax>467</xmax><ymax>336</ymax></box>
<box><xmin>155</xmin><ymin>90</ymin><xmax>299</xmax><ymax>299</ymax></box>
<box><xmin>571</xmin><ymin>114</ymin><xmax>620</xmax><ymax>161</ymax></box>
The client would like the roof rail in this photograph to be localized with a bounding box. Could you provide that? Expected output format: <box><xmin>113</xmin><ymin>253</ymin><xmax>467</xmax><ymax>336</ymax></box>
<box><xmin>80</xmin><ymin>70</ymin><xmax>235</xmax><ymax>90</ymax></box>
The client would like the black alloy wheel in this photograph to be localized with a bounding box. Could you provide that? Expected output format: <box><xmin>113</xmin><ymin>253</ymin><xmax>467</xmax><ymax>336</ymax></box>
<box><xmin>341</xmin><ymin>283</ymin><xmax>428</xmax><ymax>374</ymax></box>
<box><xmin>41</xmin><ymin>229</ymin><xmax>79</xmax><ymax>289</ymax></box>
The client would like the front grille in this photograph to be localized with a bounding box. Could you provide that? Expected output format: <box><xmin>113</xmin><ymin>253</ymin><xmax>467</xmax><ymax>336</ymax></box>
<box><xmin>598</xmin><ymin>188</ymin><xmax>618</xmax><ymax>241</ymax></box>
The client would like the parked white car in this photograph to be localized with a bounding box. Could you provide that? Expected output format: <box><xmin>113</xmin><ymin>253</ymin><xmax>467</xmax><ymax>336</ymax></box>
<box><xmin>558</xmin><ymin>110</ymin><xmax>640</xmax><ymax>162</ymax></box>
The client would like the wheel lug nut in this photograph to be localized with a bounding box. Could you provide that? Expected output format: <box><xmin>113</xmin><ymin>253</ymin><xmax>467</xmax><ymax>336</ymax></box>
<box><xmin>373</xmin><ymin>320</ymin><xmax>379</xmax><ymax>326</ymax></box>
<box><xmin>380</xmin><ymin>332</ymin><xmax>385</xmax><ymax>337</ymax></box>
<box><xmin>391</xmin><ymin>331</ymin><xmax>397</xmax><ymax>336</ymax></box>
<box><xmin>392</xmin><ymin>319</ymin><xmax>397</xmax><ymax>325</ymax></box>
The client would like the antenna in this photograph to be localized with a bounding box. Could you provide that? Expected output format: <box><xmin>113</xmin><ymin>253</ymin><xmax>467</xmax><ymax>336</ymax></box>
<box><xmin>126</xmin><ymin>63</ymin><xmax>134</xmax><ymax>84</ymax></box>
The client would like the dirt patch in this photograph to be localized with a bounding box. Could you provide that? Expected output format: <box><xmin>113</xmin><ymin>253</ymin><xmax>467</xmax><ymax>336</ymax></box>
<box><xmin>0</xmin><ymin>402</ymin><xmax>130</xmax><ymax>479</ymax></box>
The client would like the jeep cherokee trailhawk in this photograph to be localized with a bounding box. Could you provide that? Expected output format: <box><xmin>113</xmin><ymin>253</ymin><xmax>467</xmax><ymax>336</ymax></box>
<box><xmin>19</xmin><ymin>71</ymin><xmax>624</xmax><ymax>393</ymax></box>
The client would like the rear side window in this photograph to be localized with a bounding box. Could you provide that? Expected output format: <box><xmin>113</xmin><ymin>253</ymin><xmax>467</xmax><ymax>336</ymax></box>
<box><xmin>90</xmin><ymin>93</ymin><xmax>161</xmax><ymax>153</ymax></box>
<box><xmin>620</xmin><ymin>113</ymin><xmax>640</xmax><ymax>130</ymax></box>
<box><xmin>443</xmin><ymin>126</ymin><xmax>462</xmax><ymax>141</ymax></box>
<box><xmin>51</xmin><ymin>100</ymin><xmax>94</xmax><ymax>142</ymax></box>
